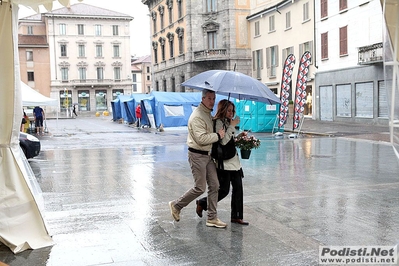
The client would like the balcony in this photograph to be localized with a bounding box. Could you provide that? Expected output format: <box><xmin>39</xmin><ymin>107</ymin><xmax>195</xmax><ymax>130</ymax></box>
<box><xmin>358</xmin><ymin>42</ymin><xmax>383</xmax><ymax>65</ymax></box>
<box><xmin>193</xmin><ymin>49</ymin><xmax>228</xmax><ymax>61</ymax></box>
<box><xmin>51</xmin><ymin>79</ymin><xmax>133</xmax><ymax>88</ymax></box>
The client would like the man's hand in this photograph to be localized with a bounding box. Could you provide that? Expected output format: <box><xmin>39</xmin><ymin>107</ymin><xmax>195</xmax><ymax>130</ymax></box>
<box><xmin>218</xmin><ymin>127</ymin><xmax>225</xmax><ymax>139</ymax></box>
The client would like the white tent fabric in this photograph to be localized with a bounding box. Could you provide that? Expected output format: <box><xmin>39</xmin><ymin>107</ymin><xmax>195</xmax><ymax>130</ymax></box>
<box><xmin>21</xmin><ymin>81</ymin><xmax>58</xmax><ymax>106</ymax></box>
<box><xmin>0</xmin><ymin>0</ymin><xmax>81</xmax><ymax>254</ymax></box>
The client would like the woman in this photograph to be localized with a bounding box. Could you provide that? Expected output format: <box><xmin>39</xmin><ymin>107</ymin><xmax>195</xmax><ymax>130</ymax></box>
<box><xmin>196</xmin><ymin>99</ymin><xmax>249</xmax><ymax>225</ymax></box>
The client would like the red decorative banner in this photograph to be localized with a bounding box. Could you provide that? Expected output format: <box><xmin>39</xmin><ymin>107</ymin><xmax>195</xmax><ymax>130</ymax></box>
<box><xmin>278</xmin><ymin>54</ymin><xmax>296</xmax><ymax>128</ymax></box>
<box><xmin>293</xmin><ymin>51</ymin><xmax>312</xmax><ymax>130</ymax></box>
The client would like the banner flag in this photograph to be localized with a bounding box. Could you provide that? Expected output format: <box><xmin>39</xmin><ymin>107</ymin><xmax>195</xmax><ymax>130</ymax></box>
<box><xmin>278</xmin><ymin>54</ymin><xmax>296</xmax><ymax>128</ymax></box>
<box><xmin>293</xmin><ymin>51</ymin><xmax>312</xmax><ymax>130</ymax></box>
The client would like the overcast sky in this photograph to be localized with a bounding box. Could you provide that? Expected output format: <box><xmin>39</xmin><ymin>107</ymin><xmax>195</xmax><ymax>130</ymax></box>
<box><xmin>18</xmin><ymin>0</ymin><xmax>151</xmax><ymax>57</ymax></box>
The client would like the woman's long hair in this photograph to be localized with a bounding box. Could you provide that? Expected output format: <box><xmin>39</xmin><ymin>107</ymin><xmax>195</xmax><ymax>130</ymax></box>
<box><xmin>214</xmin><ymin>99</ymin><xmax>235</xmax><ymax>121</ymax></box>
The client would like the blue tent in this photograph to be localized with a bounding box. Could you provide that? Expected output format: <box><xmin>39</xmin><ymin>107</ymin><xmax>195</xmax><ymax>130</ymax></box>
<box><xmin>117</xmin><ymin>95</ymin><xmax>134</xmax><ymax>124</ymax></box>
<box><xmin>149</xmin><ymin>91</ymin><xmax>201</xmax><ymax>128</ymax></box>
<box><xmin>111</xmin><ymin>98</ymin><xmax>122</xmax><ymax>121</ymax></box>
<box><xmin>130</xmin><ymin>93</ymin><xmax>152</xmax><ymax>126</ymax></box>
<box><xmin>235</xmin><ymin>99</ymin><xmax>280</xmax><ymax>132</ymax></box>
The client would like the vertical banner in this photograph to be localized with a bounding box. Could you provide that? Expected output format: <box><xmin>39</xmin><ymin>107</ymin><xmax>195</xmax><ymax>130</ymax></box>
<box><xmin>293</xmin><ymin>51</ymin><xmax>312</xmax><ymax>129</ymax></box>
<box><xmin>278</xmin><ymin>54</ymin><xmax>296</xmax><ymax>128</ymax></box>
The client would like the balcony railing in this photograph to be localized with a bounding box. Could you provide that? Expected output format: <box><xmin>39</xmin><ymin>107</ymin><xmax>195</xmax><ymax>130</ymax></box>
<box><xmin>67</xmin><ymin>79</ymin><xmax>132</xmax><ymax>86</ymax></box>
<box><xmin>193</xmin><ymin>49</ymin><xmax>228</xmax><ymax>61</ymax></box>
<box><xmin>358</xmin><ymin>42</ymin><xmax>383</xmax><ymax>65</ymax></box>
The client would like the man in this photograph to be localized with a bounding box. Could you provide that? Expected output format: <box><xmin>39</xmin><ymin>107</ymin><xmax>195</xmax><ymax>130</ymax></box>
<box><xmin>33</xmin><ymin>106</ymin><xmax>45</xmax><ymax>135</ymax></box>
<box><xmin>169</xmin><ymin>89</ymin><xmax>227</xmax><ymax>228</ymax></box>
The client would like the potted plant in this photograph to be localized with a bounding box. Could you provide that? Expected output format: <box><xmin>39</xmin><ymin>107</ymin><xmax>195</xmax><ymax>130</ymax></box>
<box><xmin>234</xmin><ymin>132</ymin><xmax>261</xmax><ymax>159</ymax></box>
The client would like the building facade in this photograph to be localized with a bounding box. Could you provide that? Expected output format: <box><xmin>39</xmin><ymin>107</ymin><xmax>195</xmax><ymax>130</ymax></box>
<box><xmin>142</xmin><ymin>0</ymin><xmax>253</xmax><ymax>92</ymax></box>
<box><xmin>18</xmin><ymin>16</ymin><xmax>51</xmax><ymax>99</ymax></box>
<box><xmin>131</xmin><ymin>55</ymin><xmax>152</xmax><ymax>94</ymax></box>
<box><xmin>247</xmin><ymin>0</ymin><xmax>315</xmax><ymax>117</ymax></box>
<box><xmin>314</xmin><ymin>0</ymin><xmax>387</xmax><ymax>125</ymax></box>
<box><xmin>19</xmin><ymin>3</ymin><xmax>133</xmax><ymax>116</ymax></box>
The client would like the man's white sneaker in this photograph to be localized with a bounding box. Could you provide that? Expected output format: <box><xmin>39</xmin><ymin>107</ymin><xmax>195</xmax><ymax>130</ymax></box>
<box><xmin>206</xmin><ymin>218</ymin><xmax>227</xmax><ymax>228</ymax></box>
<box><xmin>169</xmin><ymin>201</ymin><xmax>180</xmax><ymax>222</ymax></box>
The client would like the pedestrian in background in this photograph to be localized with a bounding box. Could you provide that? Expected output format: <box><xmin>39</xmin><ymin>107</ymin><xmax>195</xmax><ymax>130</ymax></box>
<box><xmin>135</xmin><ymin>104</ymin><xmax>142</xmax><ymax>127</ymax></box>
<box><xmin>169</xmin><ymin>89</ymin><xmax>227</xmax><ymax>228</ymax></box>
<box><xmin>33</xmin><ymin>106</ymin><xmax>45</xmax><ymax>135</ymax></box>
<box><xmin>73</xmin><ymin>104</ymin><xmax>78</xmax><ymax>117</ymax></box>
<box><xmin>196</xmin><ymin>99</ymin><xmax>249</xmax><ymax>225</ymax></box>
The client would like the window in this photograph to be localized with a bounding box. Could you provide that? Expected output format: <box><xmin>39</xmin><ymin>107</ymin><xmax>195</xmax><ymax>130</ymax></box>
<box><xmin>321</xmin><ymin>32</ymin><xmax>328</xmax><ymax>59</ymax></box>
<box><xmin>299</xmin><ymin>41</ymin><xmax>313</xmax><ymax>64</ymax></box>
<box><xmin>27</xmin><ymin>26</ymin><xmax>33</xmax><ymax>35</ymax></box>
<box><xmin>255</xmin><ymin>21</ymin><xmax>260</xmax><ymax>36</ymax></box>
<box><xmin>180</xmin><ymin>75</ymin><xmax>185</xmax><ymax>92</ymax></box>
<box><xmin>159</xmin><ymin>5</ymin><xmax>165</xmax><ymax>29</ymax></box>
<box><xmin>168</xmin><ymin>2</ymin><xmax>173</xmax><ymax>24</ymax></box>
<box><xmin>176</xmin><ymin>27</ymin><xmax>184</xmax><ymax>55</ymax></box>
<box><xmin>113</xmin><ymin>45</ymin><xmax>120</xmax><ymax>57</ymax></box>
<box><xmin>167</xmin><ymin>32</ymin><xmax>174</xmax><ymax>58</ymax></box>
<box><xmin>163</xmin><ymin>79</ymin><xmax>167</xmax><ymax>92</ymax></box>
<box><xmin>266</xmin><ymin>45</ymin><xmax>278</xmax><ymax>77</ymax></box>
<box><xmin>97</xmin><ymin>67</ymin><xmax>104</xmax><ymax>81</ymax></box>
<box><xmin>206</xmin><ymin>0</ymin><xmax>216</xmax><ymax>12</ymax></box>
<box><xmin>303</xmin><ymin>2</ymin><xmax>309</xmax><ymax>21</ymax></box>
<box><xmin>171</xmin><ymin>77</ymin><xmax>175</xmax><ymax>92</ymax></box>
<box><xmin>253</xmin><ymin>49</ymin><xmax>263</xmax><ymax>79</ymax></box>
<box><xmin>282</xmin><ymin>46</ymin><xmax>294</xmax><ymax>63</ymax></box>
<box><xmin>153</xmin><ymin>43</ymin><xmax>158</xmax><ymax>64</ymax></box>
<box><xmin>26</xmin><ymin>50</ymin><xmax>33</xmax><ymax>61</ymax></box>
<box><xmin>161</xmin><ymin>42</ymin><xmax>166</xmax><ymax>61</ymax></box>
<box><xmin>152</xmin><ymin>11</ymin><xmax>157</xmax><ymax>33</ymax></box>
<box><xmin>147</xmin><ymin>66</ymin><xmax>150</xmax><ymax>73</ymax></box>
<box><xmin>96</xmin><ymin>45</ymin><xmax>103</xmax><ymax>57</ymax></box>
<box><xmin>133</xmin><ymin>84</ymin><xmax>138</xmax><ymax>92</ymax></box>
<box><xmin>95</xmin><ymin>25</ymin><xmax>102</xmax><ymax>36</ymax></box>
<box><xmin>61</xmin><ymin>68</ymin><xmax>68</xmax><ymax>81</ymax></box>
<box><xmin>79</xmin><ymin>67</ymin><xmax>86</xmax><ymax>81</ymax></box>
<box><xmin>339</xmin><ymin>0</ymin><xmax>347</xmax><ymax>11</ymax></box>
<box><xmin>321</xmin><ymin>0</ymin><xmax>328</xmax><ymax>18</ymax></box>
<box><xmin>112</xmin><ymin>25</ymin><xmax>119</xmax><ymax>36</ymax></box>
<box><xmin>132</xmin><ymin>73</ymin><xmax>137</xmax><ymax>82</ymax></box>
<box><xmin>178</xmin><ymin>0</ymin><xmax>183</xmax><ymax>18</ymax></box>
<box><xmin>78</xmin><ymin>44</ymin><xmax>85</xmax><ymax>57</ymax></box>
<box><xmin>147</xmin><ymin>75</ymin><xmax>150</xmax><ymax>81</ymax></box>
<box><xmin>207</xmin><ymin>31</ymin><xmax>217</xmax><ymax>49</ymax></box>
<box><xmin>59</xmin><ymin>24</ymin><xmax>66</xmax><ymax>35</ymax></box>
<box><xmin>269</xmin><ymin>15</ymin><xmax>275</xmax><ymax>32</ymax></box>
<box><xmin>27</xmin><ymin>71</ymin><xmax>34</xmax><ymax>81</ymax></box>
<box><xmin>60</xmin><ymin>44</ymin><xmax>67</xmax><ymax>57</ymax></box>
<box><xmin>286</xmin><ymin>12</ymin><xmax>291</xmax><ymax>29</ymax></box>
<box><xmin>114</xmin><ymin>67</ymin><xmax>121</xmax><ymax>80</ymax></box>
<box><xmin>339</xmin><ymin>26</ymin><xmax>348</xmax><ymax>56</ymax></box>
<box><xmin>78</xmin><ymin>24</ymin><xmax>84</xmax><ymax>35</ymax></box>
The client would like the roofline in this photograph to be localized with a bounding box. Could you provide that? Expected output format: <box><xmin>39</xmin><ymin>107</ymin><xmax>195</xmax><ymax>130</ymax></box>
<box><xmin>18</xmin><ymin>44</ymin><xmax>49</xmax><ymax>48</ymax></box>
<box><xmin>42</xmin><ymin>13</ymin><xmax>133</xmax><ymax>21</ymax></box>
<box><xmin>246</xmin><ymin>0</ymin><xmax>293</xmax><ymax>21</ymax></box>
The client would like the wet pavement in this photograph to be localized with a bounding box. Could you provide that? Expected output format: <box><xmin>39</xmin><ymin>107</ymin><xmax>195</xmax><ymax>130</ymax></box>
<box><xmin>1</xmin><ymin>115</ymin><xmax>398</xmax><ymax>266</ymax></box>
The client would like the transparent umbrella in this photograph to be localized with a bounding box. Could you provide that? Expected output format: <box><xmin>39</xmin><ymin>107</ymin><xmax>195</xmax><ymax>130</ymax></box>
<box><xmin>182</xmin><ymin>70</ymin><xmax>280</xmax><ymax>104</ymax></box>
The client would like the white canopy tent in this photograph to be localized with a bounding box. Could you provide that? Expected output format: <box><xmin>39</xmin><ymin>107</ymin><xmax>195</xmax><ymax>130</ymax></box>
<box><xmin>0</xmin><ymin>0</ymin><xmax>79</xmax><ymax>254</ymax></box>
<box><xmin>21</xmin><ymin>81</ymin><xmax>58</xmax><ymax>106</ymax></box>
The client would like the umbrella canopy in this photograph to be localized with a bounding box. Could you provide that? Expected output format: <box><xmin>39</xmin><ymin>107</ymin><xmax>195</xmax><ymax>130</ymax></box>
<box><xmin>182</xmin><ymin>70</ymin><xmax>281</xmax><ymax>104</ymax></box>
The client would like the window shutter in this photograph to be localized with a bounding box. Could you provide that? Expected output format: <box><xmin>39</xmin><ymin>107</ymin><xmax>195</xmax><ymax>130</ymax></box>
<box><xmin>252</xmin><ymin>51</ymin><xmax>256</xmax><ymax>70</ymax></box>
<box><xmin>339</xmin><ymin>26</ymin><xmax>348</xmax><ymax>55</ymax></box>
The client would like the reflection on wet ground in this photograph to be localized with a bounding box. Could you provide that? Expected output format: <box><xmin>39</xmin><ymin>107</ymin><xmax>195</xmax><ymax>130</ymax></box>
<box><xmin>1</xmin><ymin>117</ymin><xmax>399</xmax><ymax>265</ymax></box>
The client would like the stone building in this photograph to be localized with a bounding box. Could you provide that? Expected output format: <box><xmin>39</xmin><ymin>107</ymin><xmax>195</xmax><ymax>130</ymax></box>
<box><xmin>142</xmin><ymin>0</ymin><xmax>252</xmax><ymax>92</ymax></box>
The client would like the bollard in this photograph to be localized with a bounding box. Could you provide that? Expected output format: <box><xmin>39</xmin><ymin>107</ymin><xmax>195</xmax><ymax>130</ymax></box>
<box><xmin>103</xmin><ymin>111</ymin><xmax>109</xmax><ymax>116</ymax></box>
<box><xmin>95</xmin><ymin>112</ymin><xmax>100</xmax><ymax>117</ymax></box>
